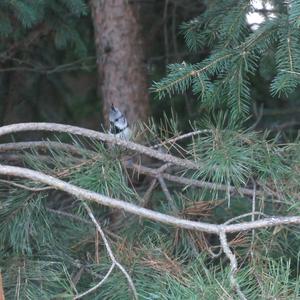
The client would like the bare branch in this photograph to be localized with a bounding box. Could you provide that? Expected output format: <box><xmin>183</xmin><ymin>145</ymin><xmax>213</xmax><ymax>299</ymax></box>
<box><xmin>0</xmin><ymin>123</ymin><xmax>198</xmax><ymax>170</ymax></box>
<box><xmin>0</xmin><ymin>179</ymin><xmax>52</xmax><ymax>192</ymax></box>
<box><xmin>0</xmin><ymin>164</ymin><xmax>300</xmax><ymax>235</ymax></box>
<box><xmin>0</xmin><ymin>141</ymin><xmax>96</xmax><ymax>156</ymax></box>
<box><xmin>141</xmin><ymin>178</ymin><xmax>158</xmax><ymax>207</ymax></box>
<box><xmin>74</xmin><ymin>263</ymin><xmax>115</xmax><ymax>299</ymax></box>
<box><xmin>46</xmin><ymin>208</ymin><xmax>92</xmax><ymax>225</ymax></box>
<box><xmin>126</xmin><ymin>162</ymin><xmax>271</xmax><ymax>198</ymax></box>
<box><xmin>224</xmin><ymin>212</ymin><xmax>268</xmax><ymax>225</ymax></box>
<box><xmin>219</xmin><ymin>230</ymin><xmax>247</xmax><ymax>300</ymax></box>
<box><xmin>158</xmin><ymin>176</ymin><xmax>173</xmax><ymax>203</ymax></box>
<box><xmin>152</xmin><ymin>129</ymin><xmax>212</xmax><ymax>149</ymax></box>
<box><xmin>79</xmin><ymin>202</ymin><xmax>138</xmax><ymax>300</ymax></box>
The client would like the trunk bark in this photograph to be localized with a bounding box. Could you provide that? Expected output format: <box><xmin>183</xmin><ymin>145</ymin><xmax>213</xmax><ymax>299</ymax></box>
<box><xmin>90</xmin><ymin>0</ymin><xmax>150</xmax><ymax>127</ymax></box>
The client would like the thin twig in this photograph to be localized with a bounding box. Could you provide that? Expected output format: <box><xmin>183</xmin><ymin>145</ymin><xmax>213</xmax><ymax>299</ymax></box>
<box><xmin>227</xmin><ymin>181</ymin><xmax>231</xmax><ymax>208</ymax></box>
<box><xmin>251</xmin><ymin>181</ymin><xmax>257</xmax><ymax>258</ymax></box>
<box><xmin>157</xmin><ymin>175</ymin><xmax>178</xmax><ymax>212</ymax></box>
<box><xmin>211</xmin><ymin>211</ymin><xmax>268</xmax><ymax>259</ymax></box>
<box><xmin>74</xmin><ymin>263</ymin><xmax>115</xmax><ymax>299</ymax></box>
<box><xmin>224</xmin><ymin>212</ymin><xmax>268</xmax><ymax>225</ymax></box>
<box><xmin>219</xmin><ymin>230</ymin><xmax>247</xmax><ymax>300</ymax></box>
<box><xmin>158</xmin><ymin>176</ymin><xmax>173</xmax><ymax>203</ymax></box>
<box><xmin>0</xmin><ymin>57</ymin><xmax>96</xmax><ymax>74</ymax></box>
<box><xmin>142</xmin><ymin>178</ymin><xmax>158</xmax><ymax>207</ymax></box>
<box><xmin>46</xmin><ymin>208</ymin><xmax>92</xmax><ymax>225</ymax></box>
<box><xmin>46</xmin><ymin>208</ymin><xmax>121</xmax><ymax>241</ymax></box>
<box><xmin>0</xmin><ymin>179</ymin><xmax>52</xmax><ymax>192</ymax></box>
<box><xmin>0</xmin><ymin>141</ymin><xmax>96</xmax><ymax>156</ymax></box>
<box><xmin>207</xmin><ymin>246</ymin><xmax>223</xmax><ymax>258</ymax></box>
<box><xmin>152</xmin><ymin>129</ymin><xmax>212</xmax><ymax>149</ymax></box>
<box><xmin>79</xmin><ymin>202</ymin><xmax>138</xmax><ymax>300</ymax></box>
<box><xmin>95</xmin><ymin>230</ymin><xmax>100</xmax><ymax>264</ymax></box>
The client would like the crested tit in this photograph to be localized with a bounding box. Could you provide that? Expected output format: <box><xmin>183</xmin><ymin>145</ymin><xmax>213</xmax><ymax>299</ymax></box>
<box><xmin>109</xmin><ymin>104</ymin><xmax>132</xmax><ymax>140</ymax></box>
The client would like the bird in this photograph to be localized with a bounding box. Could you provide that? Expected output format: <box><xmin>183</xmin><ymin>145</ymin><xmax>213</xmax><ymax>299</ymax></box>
<box><xmin>109</xmin><ymin>104</ymin><xmax>132</xmax><ymax>140</ymax></box>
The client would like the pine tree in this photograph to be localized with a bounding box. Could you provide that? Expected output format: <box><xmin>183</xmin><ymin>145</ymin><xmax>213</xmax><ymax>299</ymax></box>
<box><xmin>0</xmin><ymin>1</ymin><xmax>300</xmax><ymax>299</ymax></box>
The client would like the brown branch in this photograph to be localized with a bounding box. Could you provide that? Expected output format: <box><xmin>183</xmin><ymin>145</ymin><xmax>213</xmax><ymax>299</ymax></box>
<box><xmin>0</xmin><ymin>164</ymin><xmax>300</xmax><ymax>235</ymax></box>
<box><xmin>0</xmin><ymin>123</ymin><xmax>198</xmax><ymax>170</ymax></box>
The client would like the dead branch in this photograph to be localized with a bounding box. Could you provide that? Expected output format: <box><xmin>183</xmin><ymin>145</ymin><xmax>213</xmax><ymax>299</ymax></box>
<box><xmin>152</xmin><ymin>129</ymin><xmax>212</xmax><ymax>149</ymax></box>
<box><xmin>126</xmin><ymin>162</ymin><xmax>272</xmax><ymax>198</ymax></box>
<box><xmin>0</xmin><ymin>123</ymin><xmax>198</xmax><ymax>169</ymax></box>
<box><xmin>0</xmin><ymin>164</ymin><xmax>299</xmax><ymax>235</ymax></box>
<box><xmin>0</xmin><ymin>141</ymin><xmax>95</xmax><ymax>156</ymax></box>
<box><xmin>219</xmin><ymin>230</ymin><xmax>247</xmax><ymax>300</ymax></box>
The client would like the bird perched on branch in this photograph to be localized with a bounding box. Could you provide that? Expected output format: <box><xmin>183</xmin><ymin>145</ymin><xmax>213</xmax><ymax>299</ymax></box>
<box><xmin>109</xmin><ymin>104</ymin><xmax>132</xmax><ymax>140</ymax></box>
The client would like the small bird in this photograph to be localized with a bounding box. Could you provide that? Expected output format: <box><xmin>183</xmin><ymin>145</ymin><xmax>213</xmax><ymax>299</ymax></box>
<box><xmin>109</xmin><ymin>104</ymin><xmax>132</xmax><ymax>140</ymax></box>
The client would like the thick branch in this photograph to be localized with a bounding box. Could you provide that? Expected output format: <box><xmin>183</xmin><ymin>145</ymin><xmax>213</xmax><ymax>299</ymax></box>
<box><xmin>0</xmin><ymin>164</ymin><xmax>299</xmax><ymax>235</ymax></box>
<box><xmin>0</xmin><ymin>123</ymin><xmax>198</xmax><ymax>170</ymax></box>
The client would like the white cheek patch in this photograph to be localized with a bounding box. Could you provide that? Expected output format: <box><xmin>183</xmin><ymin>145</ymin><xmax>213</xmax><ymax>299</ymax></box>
<box><xmin>109</xmin><ymin>105</ymin><xmax>131</xmax><ymax>140</ymax></box>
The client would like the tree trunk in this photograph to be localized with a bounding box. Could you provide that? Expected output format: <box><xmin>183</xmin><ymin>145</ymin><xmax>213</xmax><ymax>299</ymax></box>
<box><xmin>90</xmin><ymin>0</ymin><xmax>150</xmax><ymax>127</ymax></box>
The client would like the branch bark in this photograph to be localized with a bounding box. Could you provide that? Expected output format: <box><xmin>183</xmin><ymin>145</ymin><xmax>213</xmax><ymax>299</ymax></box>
<box><xmin>219</xmin><ymin>230</ymin><xmax>247</xmax><ymax>300</ymax></box>
<box><xmin>0</xmin><ymin>123</ymin><xmax>198</xmax><ymax>169</ymax></box>
<box><xmin>0</xmin><ymin>164</ymin><xmax>299</xmax><ymax>235</ymax></box>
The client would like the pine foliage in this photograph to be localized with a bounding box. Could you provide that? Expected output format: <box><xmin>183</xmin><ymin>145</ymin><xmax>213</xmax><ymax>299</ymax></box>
<box><xmin>1</xmin><ymin>1</ymin><xmax>300</xmax><ymax>299</ymax></box>
<box><xmin>0</xmin><ymin>121</ymin><xmax>299</xmax><ymax>298</ymax></box>
<box><xmin>152</xmin><ymin>0</ymin><xmax>300</xmax><ymax>120</ymax></box>
<box><xmin>0</xmin><ymin>0</ymin><xmax>88</xmax><ymax>55</ymax></box>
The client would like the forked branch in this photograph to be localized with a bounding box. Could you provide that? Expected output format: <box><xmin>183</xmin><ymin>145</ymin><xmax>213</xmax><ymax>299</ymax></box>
<box><xmin>0</xmin><ymin>164</ymin><xmax>299</xmax><ymax>235</ymax></box>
